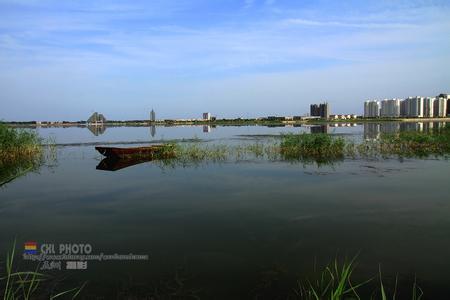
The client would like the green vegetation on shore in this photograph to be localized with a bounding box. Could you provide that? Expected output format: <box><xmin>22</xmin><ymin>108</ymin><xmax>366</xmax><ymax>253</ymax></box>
<box><xmin>0</xmin><ymin>124</ymin><xmax>43</xmax><ymax>186</ymax></box>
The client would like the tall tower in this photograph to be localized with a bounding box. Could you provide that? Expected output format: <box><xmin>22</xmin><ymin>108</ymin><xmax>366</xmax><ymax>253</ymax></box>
<box><xmin>150</xmin><ymin>109</ymin><xmax>156</xmax><ymax>122</ymax></box>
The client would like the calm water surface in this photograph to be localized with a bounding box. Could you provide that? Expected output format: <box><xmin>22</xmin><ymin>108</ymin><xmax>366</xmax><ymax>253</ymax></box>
<box><xmin>1</xmin><ymin>123</ymin><xmax>450</xmax><ymax>299</ymax></box>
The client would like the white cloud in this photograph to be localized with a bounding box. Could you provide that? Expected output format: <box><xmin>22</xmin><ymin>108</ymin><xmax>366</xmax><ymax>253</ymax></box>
<box><xmin>244</xmin><ymin>0</ymin><xmax>255</xmax><ymax>9</ymax></box>
<box><xmin>282</xmin><ymin>18</ymin><xmax>418</xmax><ymax>29</ymax></box>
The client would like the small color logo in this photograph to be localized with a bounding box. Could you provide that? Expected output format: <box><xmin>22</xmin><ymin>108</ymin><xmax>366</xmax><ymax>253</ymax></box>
<box><xmin>24</xmin><ymin>241</ymin><xmax>37</xmax><ymax>254</ymax></box>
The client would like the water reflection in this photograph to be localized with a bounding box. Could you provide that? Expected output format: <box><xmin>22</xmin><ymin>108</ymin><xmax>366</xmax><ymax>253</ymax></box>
<box><xmin>310</xmin><ymin>125</ymin><xmax>328</xmax><ymax>134</ymax></box>
<box><xmin>364</xmin><ymin>121</ymin><xmax>448</xmax><ymax>139</ymax></box>
<box><xmin>0</xmin><ymin>159</ymin><xmax>41</xmax><ymax>187</ymax></box>
<box><xmin>87</xmin><ymin>125</ymin><xmax>107</xmax><ymax>136</ymax></box>
<box><xmin>96</xmin><ymin>156</ymin><xmax>154</xmax><ymax>171</ymax></box>
<box><xmin>399</xmin><ymin>122</ymin><xmax>446</xmax><ymax>132</ymax></box>
<box><xmin>329</xmin><ymin>123</ymin><xmax>357</xmax><ymax>127</ymax></box>
<box><xmin>150</xmin><ymin>125</ymin><xmax>156</xmax><ymax>137</ymax></box>
<box><xmin>363</xmin><ymin>123</ymin><xmax>380</xmax><ymax>140</ymax></box>
<box><xmin>380</xmin><ymin>122</ymin><xmax>400</xmax><ymax>135</ymax></box>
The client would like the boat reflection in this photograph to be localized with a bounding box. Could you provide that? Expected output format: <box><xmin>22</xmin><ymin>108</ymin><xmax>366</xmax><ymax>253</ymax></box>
<box><xmin>96</xmin><ymin>156</ymin><xmax>153</xmax><ymax>171</ymax></box>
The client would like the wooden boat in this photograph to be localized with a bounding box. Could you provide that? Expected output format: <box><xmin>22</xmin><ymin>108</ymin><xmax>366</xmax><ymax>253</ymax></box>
<box><xmin>95</xmin><ymin>145</ymin><xmax>171</xmax><ymax>158</ymax></box>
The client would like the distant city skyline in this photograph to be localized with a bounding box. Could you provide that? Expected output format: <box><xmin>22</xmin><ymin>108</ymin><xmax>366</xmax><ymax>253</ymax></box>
<box><xmin>364</xmin><ymin>94</ymin><xmax>449</xmax><ymax>118</ymax></box>
<box><xmin>1</xmin><ymin>0</ymin><xmax>450</xmax><ymax>121</ymax></box>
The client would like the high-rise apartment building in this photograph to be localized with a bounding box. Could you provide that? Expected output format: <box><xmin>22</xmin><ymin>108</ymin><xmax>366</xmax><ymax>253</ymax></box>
<box><xmin>433</xmin><ymin>96</ymin><xmax>448</xmax><ymax>117</ymax></box>
<box><xmin>404</xmin><ymin>97</ymin><xmax>423</xmax><ymax>118</ymax></box>
<box><xmin>400</xmin><ymin>100</ymin><xmax>408</xmax><ymax>117</ymax></box>
<box><xmin>364</xmin><ymin>93</ymin><xmax>449</xmax><ymax>118</ymax></box>
<box><xmin>364</xmin><ymin>100</ymin><xmax>380</xmax><ymax>118</ymax></box>
<box><xmin>423</xmin><ymin>97</ymin><xmax>435</xmax><ymax>118</ymax></box>
<box><xmin>444</xmin><ymin>94</ymin><xmax>450</xmax><ymax>116</ymax></box>
<box><xmin>380</xmin><ymin>99</ymin><xmax>400</xmax><ymax>117</ymax></box>
<box><xmin>310</xmin><ymin>102</ymin><xmax>330</xmax><ymax>119</ymax></box>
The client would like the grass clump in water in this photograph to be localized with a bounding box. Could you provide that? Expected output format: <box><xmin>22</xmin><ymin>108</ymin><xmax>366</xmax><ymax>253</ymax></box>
<box><xmin>0</xmin><ymin>123</ymin><xmax>42</xmax><ymax>163</ymax></box>
<box><xmin>0</xmin><ymin>124</ymin><xmax>44</xmax><ymax>186</ymax></box>
<box><xmin>294</xmin><ymin>257</ymin><xmax>369</xmax><ymax>300</ymax></box>
<box><xmin>280</xmin><ymin>133</ymin><xmax>346</xmax><ymax>163</ymax></box>
<box><xmin>159</xmin><ymin>143</ymin><xmax>229</xmax><ymax>167</ymax></box>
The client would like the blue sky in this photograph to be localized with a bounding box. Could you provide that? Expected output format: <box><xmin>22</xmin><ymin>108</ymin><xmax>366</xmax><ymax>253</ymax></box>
<box><xmin>1</xmin><ymin>0</ymin><xmax>449</xmax><ymax>121</ymax></box>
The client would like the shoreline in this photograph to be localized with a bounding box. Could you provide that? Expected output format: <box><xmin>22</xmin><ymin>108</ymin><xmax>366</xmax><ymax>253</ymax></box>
<box><xmin>2</xmin><ymin>117</ymin><xmax>450</xmax><ymax>128</ymax></box>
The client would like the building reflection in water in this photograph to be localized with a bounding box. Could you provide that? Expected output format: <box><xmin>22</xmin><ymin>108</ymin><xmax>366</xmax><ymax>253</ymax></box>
<box><xmin>400</xmin><ymin>122</ymin><xmax>422</xmax><ymax>132</ymax></box>
<box><xmin>363</xmin><ymin>123</ymin><xmax>380</xmax><ymax>140</ymax></box>
<box><xmin>203</xmin><ymin>125</ymin><xmax>211</xmax><ymax>133</ymax></box>
<box><xmin>422</xmin><ymin>122</ymin><xmax>446</xmax><ymax>132</ymax></box>
<box><xmin>422</xmin><ymin>122</ymin><xmax>432</xmax><ymax>133</ymax></box>
<box><xmin>87</xmin><ymin>125</ymin><xmax>106</xmax><ymax>136</ymax></box>
<box><xmin>364</xmin><ymin>121</ymin><xmax>448</xmax><ymax>140</ymax></box>
<box><xmin>363</xmin><ymin>122</ymin><xmax>400</xmax><ymax>139</ymax></box>
<box><xmin>150</xmin><ymin>125</ymin><xmax>156</xmax><ymax>138</ymax></box>
<box><xmin>310</xmin><ymin>125</ymin><xmax>328</xmax><ymax>134</ymax></box>
<box><xmin>329</xmin><ymin>123</ymin><xmax>357</xmax><ymax>128</ymax></box>
<box><xmin>380</xmin><ymin>122</ymin><xmax>400</xmax><ymax>135</ymax></box>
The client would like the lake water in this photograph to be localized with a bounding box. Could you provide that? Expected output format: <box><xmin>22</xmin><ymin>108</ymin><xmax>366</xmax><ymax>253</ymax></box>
<box><xmin>1</xmin><ymin>122</ymin><xmax>450</xmax><ymax>299</ymax></box>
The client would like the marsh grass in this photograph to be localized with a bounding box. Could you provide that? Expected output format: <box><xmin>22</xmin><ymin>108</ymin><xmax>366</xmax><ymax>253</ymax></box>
<box><xmin>280</xmin><ymin>133</ymin><xmax>346</xmax><ymax>164</ymax></box>
<box><xmin>294</xmin><ymin>257</ymin><xmax>370</xmax><ymax>300</ymax></box>
<box><xmin>158</xmin><ymin>141</ymin><xmax>282</xmax><ymax>167</ymax></box>
<box><xmin>354</xmin><ymin>126</ymin><xmax>450</xmax><ymax>160</ymax></box>
<box><xmin>164</xmin><ymin>136</ymin><xmax>344</xmax><ymax>166</ymax></box>
<box><xmin>0</xmin><ymin>124</ymin><xmax>42</xmax><ymax>163</ymax></box>
<box><xmin>0</xmin><ymin>241</ymin><xmax>85</xmax><ymax>299</ymax></box>
<box><xmin>0</xmin><ymin>124</ymin><xmax>47</xmax><ymax>186</ymax></box>
<box><xmin>155</xmin><ymin>126</ymin><xmax>450</xmax><ymax>167</ymax></box>
<box><xmin>376</xmin><ymin>126</ymin><xmax>450</xmax><ymax>158</ymax></box>
<box><xmin>293</xmin><ymin>258</ymin><xmax>424</xmax><ymax>300</ymax></box>
<box><xmin>177</xmin><ymin>143</ymin><xmax>229</xmax><ymax>162</ymax></box>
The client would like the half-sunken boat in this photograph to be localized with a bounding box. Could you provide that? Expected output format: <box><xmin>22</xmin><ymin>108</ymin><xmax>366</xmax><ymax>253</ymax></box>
<box><xmin>95</xmin><ymin>145</ymin><xmax>173</xmax><ymax>159</ymax></box>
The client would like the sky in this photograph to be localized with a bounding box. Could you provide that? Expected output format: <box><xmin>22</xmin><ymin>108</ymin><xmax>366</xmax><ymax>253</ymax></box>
<box><xmin>0</xmin><ymin>0</ymin><xmax>449</xmax><ymax>121</ymax></box>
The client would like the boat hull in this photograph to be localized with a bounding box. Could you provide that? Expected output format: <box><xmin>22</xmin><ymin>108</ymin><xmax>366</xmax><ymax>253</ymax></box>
<box><xmin>95</xmin><ymin>145</ymin><xmax>171</xmax><ymax>158</ymax></box>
